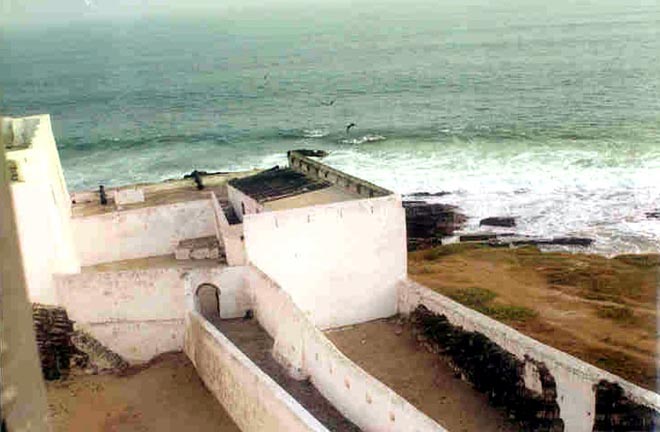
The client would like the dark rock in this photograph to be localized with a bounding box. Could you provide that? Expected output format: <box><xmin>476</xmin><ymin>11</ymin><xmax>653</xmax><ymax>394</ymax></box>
<box><xmin>403</xmin><ymin>200</ymin><xmax>467</xmax><ymax>250</ymax></box>
<box><xmin>460</xmin><ymin>233</ymin><xmax>499</xmax><ymax>242</ymax></box>
<box><xmin>32</xmin><ymin>304</ymin><xmax>75</xmax><ymax>380</ymax></box>
<box><xmin>593</xmin><ymin>381</ymin><xmax>659</xmax><ymax>431</ymax></box>
<box><xmin>404</xmin><ymin>191</ymin><xmax>452</xmax><ymax>198</ymax></box>
<box><xmin>646</xmin><ymin>211</ymin><xmax>660</xmax><ymax>219</ymax></box>
<box><xmin>410</xmin><ymin>306</ymin><xmax>564</xmax><ymax>431</ymax></box>
<box><xmin>507</xmin><ymin>237</ymin><xmax>594</xmax><ymax>247</ymax></box>
<box><xmin>291</xmin><ymin>149</ymin><xmax>329</xmax><ymax>158</ymax></box>
<box><xmin>480</xmin><ymin>217</ymin><xmax>516</xmax><ymax>228</ymax></box>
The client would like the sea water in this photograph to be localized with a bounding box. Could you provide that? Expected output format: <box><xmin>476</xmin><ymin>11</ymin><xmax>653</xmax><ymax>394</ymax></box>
<box><xmin>1</xmin><ymin>0</ymin><xmax>659</xmax><ymax>254</ymax></box>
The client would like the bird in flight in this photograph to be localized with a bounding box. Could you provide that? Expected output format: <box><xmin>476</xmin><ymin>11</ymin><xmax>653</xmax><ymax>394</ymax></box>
<box><xmin>346</xmin><ymin>123</ymin><xmax>356</xmax><ymax>134</ymax></box>
<box><xmin>321</xmin><ymin>99</ymin><xmax>336</xmax><ymax>106</ymax></box>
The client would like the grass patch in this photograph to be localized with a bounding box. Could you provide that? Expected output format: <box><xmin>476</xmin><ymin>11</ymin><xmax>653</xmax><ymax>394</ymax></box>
<box><xmin>446</xmin><ymin>287</ymin><xmax>537</xmax><ymax>323</ymax></box>
<box><xmin>596</xmin><ymin>305</ymin><xmax>637</xmax><ymax>326</ymax></box>
<box><xmin>418</xmin><ymin>243</ymin><xmax>488</xmax><ymax>261</ymax></box>
<box><xmin>614</xmin><ymin>254</ymin><xmax>660</xmax><ymax>268</ymax></box>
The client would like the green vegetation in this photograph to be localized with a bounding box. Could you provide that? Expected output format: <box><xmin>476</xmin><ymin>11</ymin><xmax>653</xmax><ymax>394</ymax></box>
<box><xmin>446</xmin><ymin>287</ymin><xmax>538</xmax><ymax>323</ymax></box>
<box><xmin>596</xmin><ymin>305</ymin><xmax>638</xmax><ymax>326</ymax></box>
<box><xmin>420</xmin><ymin>243</ymin><xmax>488</xmax><ymax>261</ymax></box>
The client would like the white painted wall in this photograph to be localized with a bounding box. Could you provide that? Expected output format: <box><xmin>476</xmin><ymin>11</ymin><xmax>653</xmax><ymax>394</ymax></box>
<box><xmin>210</xmin><ymin>191</ymin><xmax>246</xmax><ymax>266</ymax></box>
<box><xmin>244</xmin><ymin>194</ymin><xmax>407</xmax><ymax>329</ymax></box>
<box><xmin>5</xmin><ymin>115</ymin><xmax>79</xmax><ymax>303</ymax></box>
<box><xmin>397</xmin><ymin>279</ymin><xmax>660</xmax><ymax>432</ymax></box>
<box><xmin>55</xmin><ymin>264</ymin><xmax>250</xmax><ymax>362</ymax></box>
<box><xmin>185</xmin><ymin>311</ymin><xmax>329</xmax><ymax>432</ymax></box>
<box><xmin>246</xmin><ymin>266</ymin><xmax>445</xmax><ymax>432</ymax></box>
<box><xmin>72</xmin><ymin>199</ymin><xmax>216</xmax><ymax>266</ymax></box>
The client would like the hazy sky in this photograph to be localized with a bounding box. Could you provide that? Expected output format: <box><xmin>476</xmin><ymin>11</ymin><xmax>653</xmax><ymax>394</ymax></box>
<box><xmin>0</xmin><ymin>0</ymin><xmax>363</xmax><ymax>28</ymax></box>
<box><xmin>1</xmin><ymin>0</ymin><xmax>649</xmax><ymax>31</ymax></box>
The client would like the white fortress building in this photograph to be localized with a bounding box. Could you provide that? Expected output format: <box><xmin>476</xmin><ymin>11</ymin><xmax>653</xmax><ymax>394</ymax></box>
<box><xmin>2</xmin><ymin>114</ymin><xmax>659</xmax><ymax>432</ymax></box>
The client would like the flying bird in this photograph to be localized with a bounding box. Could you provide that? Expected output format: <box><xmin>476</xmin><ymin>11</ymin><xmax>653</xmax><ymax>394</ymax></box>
<box><xmin>321</xmin><ymin>99</ymin><xmax>336</xmax><ymax>106</ymax></box>
<box><xmin>346</xmin><ymin>123</ymin><xmax>356</xmax><ymax>134</ymax></box>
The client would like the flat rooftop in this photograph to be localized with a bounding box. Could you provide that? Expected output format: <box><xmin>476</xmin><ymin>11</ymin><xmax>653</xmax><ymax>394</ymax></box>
<box><xmin>71</xmin><ymin>170</ymin><xmax>258</xmax><ymax>218</ymax></box>
<box><xmin>229</xmin><ymin>166</ymin><xmax>363</xmax><ymax>211</ymax></box>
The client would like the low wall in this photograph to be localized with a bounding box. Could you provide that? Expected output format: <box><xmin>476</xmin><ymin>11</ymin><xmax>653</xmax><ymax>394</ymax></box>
<box><xmin>210</xmin><ymin>191</ymin><xmax>246</xmax><ymax>266</ymax></box>
<box><xmin>55</xmin><ymin>264</ymin><xmax>250</xmax><ymax>362</ymax></box>
<box><xmin>184</xmin><ymin>311</ymin><xmax>328</xmax><ymax>432</ymax></box>
<box><xmin>72</xmin><ymin>198</ymin><xmax>216</xmax><ymax>266</ymax></box>
<box><xmin>247</xmin><ymin>267</ymin><xmax>445</xmax><ymax>431</ymax></box>
<box><xmin>288</xmin><ymin>151</ymin><xmax>391</xmax><ymax>199</ymax></box>
<box><xmin>398</xmin><ymin>279</ymin><xmax>660</xmax><ymax>432</ymax></box>
<box><xmin>244</xmin><ymin>194</ymin><xmax>407</xmax><ymax>329</ymax></box>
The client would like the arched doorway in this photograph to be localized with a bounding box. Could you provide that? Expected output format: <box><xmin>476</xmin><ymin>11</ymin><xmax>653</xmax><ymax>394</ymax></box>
<box><xmin>196</xmin><ymin>284</ymin><xmax>220</xmax><ymax>321</ymax></box>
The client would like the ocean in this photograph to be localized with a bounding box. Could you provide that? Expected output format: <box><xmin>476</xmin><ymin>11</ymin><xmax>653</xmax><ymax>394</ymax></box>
<box><xmin>1</xmin><ymin>0</ymin><xmax>659</xmax><ymax>255</ymax></box>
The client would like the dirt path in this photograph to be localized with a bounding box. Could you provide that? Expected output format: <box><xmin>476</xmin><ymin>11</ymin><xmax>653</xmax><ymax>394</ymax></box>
<box><xmin>326</xmin><ymin>318</ymin><xmax>518</xmax><ymax>432</ymax></box>
<box><xmin>46</xmin><ymin>352</ymin><xmax>239</xmax><ymax>432</ymax></box>
<box><xmin>212</xmin><ymin>318</ymin><xmax>360</xmax><ymax>432</ymax></box>
<box><xmin>409</xmin><ymin>244</ymin><xmax>659</xmax><ymax>390</ymax></box>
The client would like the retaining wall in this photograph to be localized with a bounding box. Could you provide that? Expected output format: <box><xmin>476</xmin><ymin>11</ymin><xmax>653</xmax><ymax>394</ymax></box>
<box><xmin>246</xmin><ymin>266</ymin><xmax>445</xmax><ymax>432</ymax></box>
<box><xmin>398</xmin><ymin>279</ymin><xmax>660</xmax><ymax>432</ymax></box>
<box><xmin>184</xmin><ymin>311</ymin><xmax>329</xmax><ymax>432</ymax></box>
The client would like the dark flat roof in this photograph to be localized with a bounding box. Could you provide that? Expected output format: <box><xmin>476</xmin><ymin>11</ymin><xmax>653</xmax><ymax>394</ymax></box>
<box><xmin>228</xmin><ymin>167</ymin><xmax>331</xmax><ymax>203</ymax></box>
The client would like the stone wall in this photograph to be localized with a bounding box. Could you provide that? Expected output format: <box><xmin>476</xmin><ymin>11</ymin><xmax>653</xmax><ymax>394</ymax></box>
<box><xmin>288</xmin><ymin>151</ymin><xmax>391</xmax><ymax>199</ymax></box>
<box><xmin>398</xmin><ymin>279</ymin><xmax>660</xmax><ymax>432</ymax></box>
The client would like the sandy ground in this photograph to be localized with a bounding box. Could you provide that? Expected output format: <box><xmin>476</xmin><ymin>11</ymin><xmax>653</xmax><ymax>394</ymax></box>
<box><xmin>409</xmin><ymin>244</ymin><xmax>659</xmax><ymax>390</ymax></box>
<box><xmin>46</xmin><ymin>352</ymin><xmax>239</xmax><ymax>432</ymax></box>
<box><xmin>326</xmin><ymin>318</ymin><xmax>517</xmax><ymax>432</ymax></box>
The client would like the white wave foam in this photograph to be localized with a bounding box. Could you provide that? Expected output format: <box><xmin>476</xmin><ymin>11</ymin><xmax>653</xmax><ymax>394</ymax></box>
<box><xmin>302</xmin><ymin>129</ymin><xmax>328</xmax><ymax>138</ymax></box>
<box><xmin>340</xmin><ymin>134</ymin><xmax>387</xmax><ymax>145</ymax></box>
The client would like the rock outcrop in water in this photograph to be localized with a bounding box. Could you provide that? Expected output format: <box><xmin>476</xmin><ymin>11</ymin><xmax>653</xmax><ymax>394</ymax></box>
<box><xmin>480</xmin><ymin>217</ymin><xmax>516</xmax><ymax>228</ymax></box>
<box><xmin>403</xmin><ymin>200</ymin><xmax>466</xmax><ymax>250</ymax></box>
<box><xmin>646</xmin><ymin>210</ymin><xmax>660</xmax><ymax>219</ymax></box>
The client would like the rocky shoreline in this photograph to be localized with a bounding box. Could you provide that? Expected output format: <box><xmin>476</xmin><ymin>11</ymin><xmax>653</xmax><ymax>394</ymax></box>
<box><xmin>403</xmin><ymin>193</ymin><xmax>600</xmax><ymax>252</ymax></box>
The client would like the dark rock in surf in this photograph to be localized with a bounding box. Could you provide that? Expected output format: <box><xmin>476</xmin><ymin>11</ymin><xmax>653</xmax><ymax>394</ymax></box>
<box><xmin>646</xmin><ymin>211</ymin><xmax>660</xmax><ymax>219</ymax></box>
<box><xmin>404</xmin><ymin>191</ymin><xmax>452</xmax><ymax>198</ymax></box>
<box><xmin>403</xmin><ymin>200</ymin><xmax>467</xmax><ymax>250</ymax></box>
<box><xmin>480</xmin><ymin>217</ymin><xmax>516</xmax><ymax>228</ymax></box>
<box><xmin>497</xmin><ymin>237</ymin><xmax>594</xmax><ymax>247</ymax></box>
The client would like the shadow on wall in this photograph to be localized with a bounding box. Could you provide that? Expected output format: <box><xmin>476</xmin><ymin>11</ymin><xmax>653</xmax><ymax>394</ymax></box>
<box><xmin>196</xmin><ymin>284</ymin><xmax>220</xmax><ymax>321</ymax></box>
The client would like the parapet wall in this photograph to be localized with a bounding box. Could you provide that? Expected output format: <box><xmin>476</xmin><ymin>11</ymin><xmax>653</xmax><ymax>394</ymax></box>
<box><xmin>288</xmin><ymin>151</ymin><xmax>391</xmax><ymax>199</ymax></box>
<box><xmin>398</xmin><ymin>279</ymin><xmax>660</xmax><ymax>432</ymax></box>
<box><xmin>244</xmin><ymin>194</ymin><xmax>407</xmax><ymax>329</ymax></box>
<box><xmin>185</xmin><ymin>311</ymin><xmax>328</xmax><ymax>432</ymax></box>
<box><xmin>72</xmin><ymin>199</ymin><xmax>216</xmax><ymax>266</ymax></box>
<box><xmin>246</xmin><ymin>266</ymin><xmax>445</xmax><ymax>431</ymax></box>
